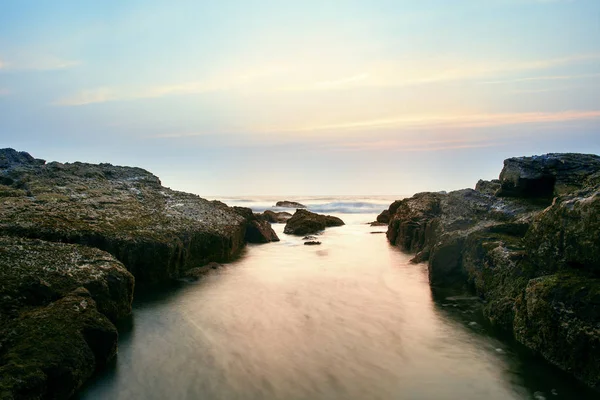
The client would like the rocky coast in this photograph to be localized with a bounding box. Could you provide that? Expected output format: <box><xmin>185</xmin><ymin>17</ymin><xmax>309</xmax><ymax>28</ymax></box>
<box><xmin>0</xmin><ymin>148</ymin><xmax>278</xmax><ymax>399</ymax></box>
<box><xmin>382</xmin><ymin>153</ymin><xmax>600</xmax><ymax>389</ymax></box>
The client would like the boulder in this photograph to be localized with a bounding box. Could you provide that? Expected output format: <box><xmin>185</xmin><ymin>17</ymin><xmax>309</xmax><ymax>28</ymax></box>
<box><xmin>232</xmin><ymin>207</ymin><xmax>280</xmax><ymax>243</ymax></box>
<box><xmin>0</xmin><ymin>288</ymin><xmax>118</xmax><ymax>400</ymax></box>
<box><xmin>259</xmin><ymin>210</ymin><xmax>292</xmax><ymax>223</ymax></box>
<box><xmin>275</xmin><ymin>200</ymin><xmax>307</xmax><ymax>208</ymax></box>
<box><xmin>376</xmin><ymin>209</ymin><xmax>390</xmax><ymax>224</ymax></box>
<box><xmin>283</xmin><ymin>209</ymin><xmax>345</xmax><ymax>235</ymax></box>
<box><xmin>0</xmin><ymin>236</ymin><xmax>133</xmax><ymax>399</ymax></box>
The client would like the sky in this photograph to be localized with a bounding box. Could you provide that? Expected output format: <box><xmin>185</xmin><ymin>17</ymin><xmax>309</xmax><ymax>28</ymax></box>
<box><xmin>1</xmin><ymin>0</ymin><xmax>599</xmax><ymax>196</ymax></box>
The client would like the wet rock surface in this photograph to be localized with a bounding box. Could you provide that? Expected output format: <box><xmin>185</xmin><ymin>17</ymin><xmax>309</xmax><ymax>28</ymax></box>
<box><xmin>283</xmin><ymin>209</ymin><xmax>345</xmax><ymax>236</ymax></box>
<box><xmin>0</xmin><ymin>148</ymin><xmax>278</xmax><ymax>398</ymax></box>
<box><xmin>384</xmin><ymin>153</ymin><xmax>600</xmax><ymax>389</ymax></box>
<box><xmin>0</xmin><ymin>236</ymin><xmax>133</xmax><ymax>399</ymax></box>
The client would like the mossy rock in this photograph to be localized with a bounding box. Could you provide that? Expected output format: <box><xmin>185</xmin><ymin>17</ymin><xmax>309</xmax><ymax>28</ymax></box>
<box><xmin>0</xmin><ymin>288</ymin><xmax>118</xmax><ymax>399</ymax></box>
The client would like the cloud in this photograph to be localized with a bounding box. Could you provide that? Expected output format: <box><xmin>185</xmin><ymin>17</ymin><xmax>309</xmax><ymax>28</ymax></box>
<box><xmin>0</xmin><ymin>54</ymin><xmax>81</xmax><ymax>71</ymax></box>
<box><xmin>0</xmin><ymin>88</ymin><xmax>9</xmax><ymax>96</ymax></box>
<box><xmin>261</xmin><ymin>110</ymin><xmax>600</xmax><ymax>134</ymax></box>
<box><xmin>53</xmin><ymin>52</ymin><xmax>600</xmax><ymax>106</ymax></box>
<box><xmin>481</xmin><ymin>73</ymin><xmax>600</xmax><ymax>84</ymax></box>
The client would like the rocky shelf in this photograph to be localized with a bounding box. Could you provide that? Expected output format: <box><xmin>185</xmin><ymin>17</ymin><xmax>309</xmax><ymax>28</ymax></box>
<box><xmin>0</xmin><ymin>148</ymin><xmax>279</xmax><ymax>399</ymax></box>
<box><xmin>381</xmin><ymin>153</ymin><xmax>600</xmax><ymax>389</ymax></box>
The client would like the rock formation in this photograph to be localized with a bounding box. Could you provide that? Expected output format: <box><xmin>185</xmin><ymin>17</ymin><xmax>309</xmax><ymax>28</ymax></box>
<box><xmin>0</xmin><ymin>236</ymin><xmax>134</xmax><ymax>399</ymax></box>
<box><xmin>275</xmin><ymin>200</ymin><xmax>307</xmax><ymax>208</ymax></box>
<box><xmin>231</xmin><ymin>207</ymin><xmax>280</xmax><ymax>243</ymax></box>
<box><xmin>259</xmin><ymin>210</ymin><xmax>292</xmax><ymax>223</ymax></box>
<box><xmin>384</xmin><ymin>153</ymin><xmax>600</xmax><ymax>389</ymax></box>
<box><xmin>0</xmin><ymin>148</ymin><xmax>278</xmax><ymax>398</ymax></box>
<box><xmin>283</xmin><ymin>209</ymin><xmax>344</xmax><ymax>235</ymax></box>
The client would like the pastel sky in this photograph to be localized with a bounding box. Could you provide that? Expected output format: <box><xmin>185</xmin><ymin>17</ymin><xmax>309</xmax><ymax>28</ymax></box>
<box><xmin>1</xmin><ymin>0</ymin><xmax>599</xmax><ymax>196</ymax></box>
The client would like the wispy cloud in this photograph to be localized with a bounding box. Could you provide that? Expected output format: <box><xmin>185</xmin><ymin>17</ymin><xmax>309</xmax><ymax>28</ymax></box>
<box><xmin>481</xmin><ymin>72</ymin><xmax>600</xmax><ymax>84</ymax></box>
<box><xmin>53</xmin><ymin>53</ymin><xmax>600</xmax><ymax>105</ymax></box>
<box><xmin>261</xmin><ymin>110</ymin><xmax>600</xmax><ymax>134</ymax></box>
<box><xmin>0</xmin><ymin>55</ymin><xmax>81</xmax><ymax>71</ymax></box>
<box><xmin>0</xmin><ymin>88</ymin><xmax>10</xmax><ymax>96</ymax></box>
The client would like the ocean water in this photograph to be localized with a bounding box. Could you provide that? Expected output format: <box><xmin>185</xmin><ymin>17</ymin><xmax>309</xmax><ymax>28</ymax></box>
<box><xmin>77</xmin><ymin>196</ymin><xmax>597</xmax><ymax>400</ymax></box>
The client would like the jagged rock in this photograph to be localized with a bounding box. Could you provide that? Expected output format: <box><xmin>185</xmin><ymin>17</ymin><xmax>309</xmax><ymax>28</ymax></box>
<box><xmin>259</xmin><ymin>210</ymin><xmax>292</xmax><ymax>223</ymax></box>
<box><xmin>275</xmin><ymin>200</ymin><xmax>306</xmax><ymax>208</ymax></box>
<box><xmin>232</xmin><ymin>207</ymin><xmax>280</xmax><ymax>243</ymax></box>
<box><xmin>283</xmin><ymin>209</ymin><xmax>344</xmax><ymax>235</ymax></box>
<box><xmin>0</xmin><ymin>148</ymin><xmax>249</xmax><ymax>283</ymax></box>
<box><xmin>385</xmin><ymin>153</ymin><xmax>600</xmax><ymax>389</ymax></box>
<box><xmin>0</xmin><ymin>287</ymin><xmax>118</xmax><ymax>400</ymax></box>
<box><xmin>497</xmin><ymin>153</ymin><xmax>600</xmax><ymax>198</ymax></box>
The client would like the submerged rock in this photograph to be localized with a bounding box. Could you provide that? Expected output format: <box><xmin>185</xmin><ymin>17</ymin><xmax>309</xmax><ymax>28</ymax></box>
<box><xmin>275</xmin><ymin>200</ymin><xmax>306</xmax><ymax>208</ymax></box>
<box><xmin>184</xmin><ymin>262</ymin><xmax>222</xmax><ymax>280</ymax></box>
<box><xmin>304</xmin><ymin>241</ymin><xmax>322</xmax><ymax>246</ymax></box>
<box><xmin>283</xmin><ymin>209</ymin><xmax>344</xmax><ymax>235</ymax></box>
<box><xmin>385</xmin><ymin>153</ymin><xmax>600</xmax><ymax>389</ymax></box>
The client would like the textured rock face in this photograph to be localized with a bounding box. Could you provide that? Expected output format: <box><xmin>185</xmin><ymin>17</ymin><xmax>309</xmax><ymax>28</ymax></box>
<box><xmin>283</xmin><ymin>209</ymin><xmax>345</xmax><ymax>235</ymax></box>
<box><xmin>0</xmin><ymin>148</ymin><xmax>279</xmax><ymax>398</ymax></box>
<box><xmin>0</xmin><ymin>148</ymin><xmax>248</xmax><ymax>283</ymax></box>
<box><xmin>375</xmin><ymin>209</ymin><xmax>390</xmax><ymax>224</ymax></box>
<box><xmin>385</xmin><ymin>153</ymin><xmax>600</xmax><ymax>389</ymax></box>
<box><xmin>0</xmin><ymin>288</ymin><xmax>118</xmax><ymax>400</ymax></box>
<box><xmin>0</xmin><ymin>236</ymin><xmax>134</xmax><ymax>323</ymax></box>
<box><xmin>231</xmin><ymin>207</ymin><xmax>280</xmax><ymax>243</ymax></box>
<box><xmin>526</xmin><ymin>185</ymin><xmax>600</xmax><ymax>275</ymax></box>
<box><xmin>0</xmin><ymin>237</ymin><xmax>133</xmax><ymax>399</ymax></box>
<box><xmin>497</xmin><ymin>153</ymin><xmax>600</xmax><ymax>198</ymax></box>
<box><xmin>275</xmin><ymin>200</ymin><xmax>306</xmax><ymax>208</ymax></box>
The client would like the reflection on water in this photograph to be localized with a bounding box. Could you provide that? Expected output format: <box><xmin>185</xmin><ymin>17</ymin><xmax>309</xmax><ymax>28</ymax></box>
<box><xmin>78</xmin><ymin>214</ymin><xmax>596</xmax><ymax>400</ymax></box>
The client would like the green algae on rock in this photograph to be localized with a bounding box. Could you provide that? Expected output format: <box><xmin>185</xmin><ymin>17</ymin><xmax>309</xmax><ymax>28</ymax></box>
<box><xmin>0</xmin><ymin>236</ymin><xmax>133</xmax><ymax>400</ymax></box>
<box><xmin>0</xmin><ymin>148</ymin><xmax>251</xmax><ymax>283</ymax></box>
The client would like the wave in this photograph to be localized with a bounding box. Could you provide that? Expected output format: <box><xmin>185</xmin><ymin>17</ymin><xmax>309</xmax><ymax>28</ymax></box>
<box><xmin>215</xmin><ymin>197</ymin><xmax>394</xmax><ymax>215</ymax></box>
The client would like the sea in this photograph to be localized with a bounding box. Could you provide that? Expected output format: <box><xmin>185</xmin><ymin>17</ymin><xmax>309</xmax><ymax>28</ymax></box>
<box><xmin>77</xmin><ymin>196</ymin><xmax>597</xmax><ymax>400</ymax></box>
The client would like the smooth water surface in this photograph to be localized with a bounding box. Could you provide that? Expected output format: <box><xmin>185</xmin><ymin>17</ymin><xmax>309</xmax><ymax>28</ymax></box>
<box><xmin>79</xmin><ymin>203</ymin><xmax>597</xmax><ymax>400</ymax></box>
